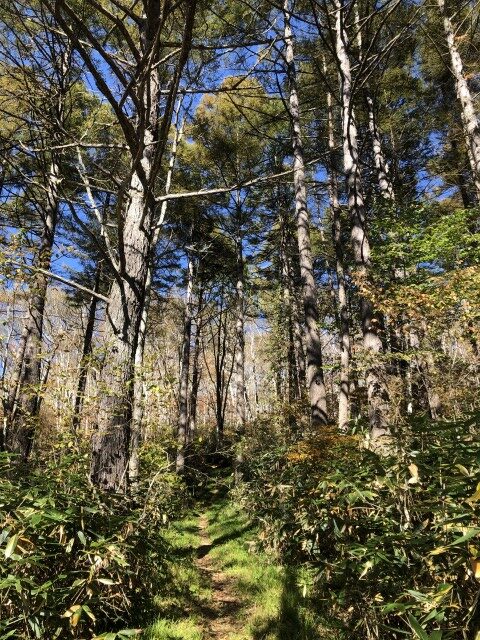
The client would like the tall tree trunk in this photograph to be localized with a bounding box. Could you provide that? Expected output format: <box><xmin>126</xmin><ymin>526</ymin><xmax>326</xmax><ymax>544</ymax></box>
<box><xmin>213</xmin><ymin>303</ymin><xmax>228</xmax><ymax>442</ymax></box>
<box><xmin>335</xmin><ymin>0</ymin><xmax>390</xmax><ymax>443</ymax></box>
<box><xmin>127</xmin><ymin>264</ymin><xmax>151</xmax><ymax>488</ymax></box>
<box><xmin>92</xmin><ymin>43</ymin><xmax>159</xmax><ymax>489</ymax></box>
<box><xmin>284</xmin><ymin>0</ymin><xmax>328</xmax><ymax>426</ymax></box>
<box><xmin>367</xmin><ymin>90</ymin><xmax>422</xmax><ymax>417</ymax></box>
<box><xmin>234</xmin><ymin>237</ymin><xmax>246</xmax><ymax>476</ymax></box>
<box><xmin>91</xmin><ymin>169</ymin><xmax>154</xmax><ymax>491</ymax></box>
<box><xmin>366</xmin><ymin>95</ymin><xmax>395</xmax><ymax>202</ymax></box>
<box><xmin>438</xmin><ymin>0</ymin><xmax>480</xmax><ymax>200</ymax></box>
<box><xmin>90</xmin><ymin>1</ymin><xmax>195</xmax><ymax>491</ymax></box>
<box><xmin>249</xmin><ymin>331</ymin><xmax>260</xmax><ymax>415</ymax></box>
<box><xmin>6</xmin><ymin>159</ymin><xmax>60</xmax><ymax>459</ymax></box>
<box><xmin>188</xmin><ymin>287</ymin><xmax>203</xmax><ymax>443</ymax></box>
<box><xmin>286</xmin><ymin>290</ymin><xmax>297</xmax><ymax>404</ymax></box>
<box><xmin>176</xmin><ymin>252</ymin><xmax>195</xmax><ymax>474</ymax></box>
<box><xmin>72</xmin><ymin>264</ymin><xmax>102</xmax><ymax>432</ymax></box>
<box><xmin>235</xmin><ymin>239</ymin><xmax>246</xmax><ymax>432</ymax></box>
<box><xmin>326</xmin><ymin>82</ymin><xmax>351</xmax><ymax>432</ymax></box>
<box><xmin>90</xmin><ymin>15</ymin><xmax>160</xmax><ymax>490</ymax></box>
<box><xmin>281</xmin><ymin>220</ymin><xmax>298</xmax><ymax>403</ymax></box>
<box><xmin>188</xmin><ymin>332</ymin><xmax>201</xmax><ymax>442</ymax></box>
<box><xmin>288</xmin><ymin>252</ymin><xmax>306</xmax><ymax>398</ymax></box>
<box><xmin>128</xmin><ymin>107</ymin><xmax>184</xmax><ymax>486</ymax></box>
<box><xmin>354</xmin><ymin>2</ymin><xmax>395</xmax><ymax>204</ymax></box>
<box><xmin>207</xmin><ymin>292</ymin><xmax>231</xmax><ymax>443</ymax></box>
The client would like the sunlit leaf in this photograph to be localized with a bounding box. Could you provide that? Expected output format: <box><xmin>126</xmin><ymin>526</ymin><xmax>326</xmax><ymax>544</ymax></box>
<box><xmin>4</xmin><ymin>534</ymin><xmax>19</xmax><ymax>559</ymax></box>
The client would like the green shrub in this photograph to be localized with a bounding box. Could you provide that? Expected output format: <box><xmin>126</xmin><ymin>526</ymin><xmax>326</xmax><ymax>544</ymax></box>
<box><xmin>239</xmin><ymin>413</ymin><xmax>480</xmax><ymax>639</ymax></box>
<box><xmin>0</xmin><ymin>448</ymin><xmax>186</xmax><ymax>639</ymax></box>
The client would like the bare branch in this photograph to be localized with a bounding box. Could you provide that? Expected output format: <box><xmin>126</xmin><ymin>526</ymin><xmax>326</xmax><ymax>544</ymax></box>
<box><xmin>9</xmin><ymin>261</ymin><xmax>110</xmax><ymax>303</ymax></box>
<box><xmin>76</xmin><ymin>147</ymin><xmax>120</xmax><ymax>273</ymax></box>
<box><xmin>155</xmin><ymin>157</ymin><xmax>327</xmax><ymax>203</ymax></box>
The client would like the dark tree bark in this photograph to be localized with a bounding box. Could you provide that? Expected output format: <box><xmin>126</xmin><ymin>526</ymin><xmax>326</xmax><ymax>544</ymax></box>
<box><xmin>204</xmin><ymin>290</ymin><xmax>234</xmax><ymax>443</ymax></box>
<box><xmin>72</xmin><ymin>264</ymin><xmax>102</xmax><ymax>432</ymax></box>
<box><xmin>6</xmin><ymin>158</ymin><xmax>60</xmax><ymax>459</ymax></box>
<box><xmin>176</xmin><ymin>252</ymin><xmax>195</xmax><ymax>474</ymax></box>
<box><xmin>235</xmin><ymin>237</ymin><xmax>246</xmax><ymax>433</ymax></box>
<box><xmin>233</xmin><ymin>222</ymin><xmax>247</xmax><ymax>477</ymax></box>
<box><xmin>280</xmin><ymin>211</ymin><xmax>301</xmax><ymax>403</ymax></box>
<box><xmin>188</xmin><ymin>286</ymin><xmax>204</xmax><ymax>443</ymax></box>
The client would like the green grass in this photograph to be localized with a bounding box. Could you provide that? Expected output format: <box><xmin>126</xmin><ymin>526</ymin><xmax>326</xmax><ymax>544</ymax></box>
<box><xmin>204</xmin><ymin>499</ymin><xmax>333</xmax><ymax>640</ymax></box>
<box><xmin>144</xmin><ymin>497</ymin><xmax>337</xmax><ymax>640</ymax></box>
<box><xmin>143</xmin><ymin>514</ymin><xmax>209</xmax><ymax>640</ymax></box>
<box><xmin>144</xmin><ymin>619</ymin><xmax>203</xmax><ymax>640</ymax></box>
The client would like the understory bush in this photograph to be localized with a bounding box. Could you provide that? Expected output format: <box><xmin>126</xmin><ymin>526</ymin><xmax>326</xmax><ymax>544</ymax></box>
<box><xmin>239</xmin><ymin>412</ymin><xmax>480</xmax><ymax>640</ymax></box>
<box><xmin>0</xmin><ymin>447</ymin><xmax>186</xmax><ymax>639</ymax></box>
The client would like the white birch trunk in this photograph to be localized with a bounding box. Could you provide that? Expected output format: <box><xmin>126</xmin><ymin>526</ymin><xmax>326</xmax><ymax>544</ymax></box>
<box><xmin>438</xmin><ymin>0</ymin><xmax>480</xmax><ymax>199</ymax></box>
<box><xmin>284</xmin><ymin>0</ymin><xmax>328</xmax><ymax>426</ymax></box>
<box><xmin>326</xmin><ymin>81</ymin><xmax>351</xmax><ymax>432</ymax></box>
<box><xmin>334</xmin><ymin>0</ymin><xmax>390</xmax><ymax>442</ymax></box>
<box><xmin>367</xmin><ymin>95</ymin><xmax>395</xmax><ymax>201</ymax></box>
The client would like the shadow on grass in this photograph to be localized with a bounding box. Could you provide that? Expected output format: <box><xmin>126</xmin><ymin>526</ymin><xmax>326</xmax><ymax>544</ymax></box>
<box><xmin>209</xmin><ymin>523</ymin><xmax>253</xmax><ymax>548</ymax></box>
<box><xmin>205</xmin><ymin>499</ymin><xmax>330</xmax><ymax>639</ymax></box>
<box><xmin>196</xmin><ymin>543</ymin><xmax>212</xmax><ymax>558</ymax></box>
<box><xmin>251</xmin><ymin>568</ymin><xmax>324</xmax><ymax>640</ymax></box>
<box><xmin>145</xmin><ymin>496</ymin><xmax>337</xmax><ymax>640</ymax></box>
<box><xmin>140</xmin><ymin>517</ymin><xmax>210</xmax><ymax>637</ymax></box>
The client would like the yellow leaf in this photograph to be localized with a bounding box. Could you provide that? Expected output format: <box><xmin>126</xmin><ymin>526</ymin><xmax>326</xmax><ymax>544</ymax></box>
<box><xmin>408</xmin><ymin>463</ymin><xmax>419</xmax><ymax>484</ymax></box>
<box><xmin>455</xmin><ymin>464</ymin><xmax>470</xmax><ymax>477</ymax></box>
<box><xmin>467</xmin><ymin>482</ymin><xmax>480</xmax><ymax>504</ymax></box>
<box><xmin>429</xmin><ymin>546</ymin><xmax>448</xmax><ymax>556</ymax></box>
<box><xmin>471</xmin><ymin>558</ymin><xmax>480</xmax><ymax>579</ymax></box>
<box><xmin>62</xmin><ymin>604</ymin><xmax>81</xmax><ymax>619</ymax></box>
<box><xmin>4</xmin><ymin>534</ymin><xmax>19</xmax><ymax>559</ymax></box>
<box><xmin>71</xmin><ymin>608</ymin><xmax>82</xmax><ymax>628</ymax></box>
<box><xmin>359</xmin><ymin>560</ymin><xmax>373</xmax><ymax>578</ymax></box>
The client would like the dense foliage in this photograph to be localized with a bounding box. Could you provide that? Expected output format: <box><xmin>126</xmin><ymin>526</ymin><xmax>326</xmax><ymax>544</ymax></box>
<box><xmin>239</xmin><ymin>412</ymin><xmax>480</xmax><ymax>639</ymax></box>
<box><xmin>0</xmin><ymin>449</ymin><xmax>185</xmax><ymax>639</ymax></box>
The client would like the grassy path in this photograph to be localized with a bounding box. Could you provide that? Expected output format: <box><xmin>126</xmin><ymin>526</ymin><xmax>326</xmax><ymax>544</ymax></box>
<box><xmin>143</xmin><ymin>498</ymin><xmax>330</xmax><ymax>640</ymax></box>
<box><xmin>195</xmin><ymin>514</ymin><xmax>243</xmax><ymax>638</ymax></box>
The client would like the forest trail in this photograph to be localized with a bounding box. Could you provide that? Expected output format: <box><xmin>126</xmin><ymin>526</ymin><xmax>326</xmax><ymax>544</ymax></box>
<box><xmin>195</xmin><ymin>514</ymin><xmax>245</xmax><ymax>639</ymax></box>
<box><xmin>144</xmin><ymin>497</ymin><xmax>327</xmax><ymax>640</ymax></box>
